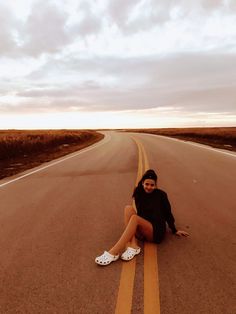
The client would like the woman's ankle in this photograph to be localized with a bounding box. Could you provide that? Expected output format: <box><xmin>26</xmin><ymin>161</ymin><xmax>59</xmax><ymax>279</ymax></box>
<box><xmin>108</xmin><ymin>248</ymin><xmax>119</xmax><ymax>256</ymax></box>
<box><xmin>130</xmin><ymin>241</ymin><xmax>139</xmax><ymax>249</ymax></box>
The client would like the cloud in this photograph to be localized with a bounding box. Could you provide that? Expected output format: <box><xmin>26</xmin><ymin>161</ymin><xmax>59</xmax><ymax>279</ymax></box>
<box><xmin>0</xmin><ymin>0</ymin><xmax>104</xmax><ymax>58</ymax></box>
<box><xmin>147</xmin><ymin>52</ymin><xmax>236</xmax><ymax>89</ymax></box>
<box><xmin>1</xmin><ymin>0</ymin><xmax>235</xmax><ymax>59</ymax></box>
<box><xmin>21</xmin><ymin>1</ymin><xmax>71</xmax><ymax>56</ymax></box>
<box><xmin>0</xmin><ymin>0</ymin><xmax>236</xmax><ymax>128</ymax></box>
<box><xmin>0</xmin><ymin>1</ymin><xmax>74</xmax><ymax>58</ymax></box>
<box><xmin>1</xmin><ymin>50</ymin><xmax>235</xmax><ymax>115</ymax></box>
<box><xmin>0</xmin><ymin>4</ymin><xmax>20</xmax><ymax>55</ymax></box>
<box><xmin>69</xmin><ymin>1</ymin><xmax>103</xmax><ymax>36</ymax></box>
<box><xmin>27</xmin><ymin>51</ymin><xmax>236</xmax><ymax>89</ymax></box>
<box><xmin>2</xmin><ymin>82</ymin><xmax>235</xmax><ymax>115</ymax></box>
<box><xmin>105</xmin><ymin>0</ymin><xmax>234</xmax><ymax>34</ymax></box>
<box><xmin>107</xmin><ymin>0</ymin><xmax>141</xmax><ymax>29</ymax></box>
<box><xmin>16</xmin><ymin>80</ymin><xmax>101</xmax><ymax>98</ymax></box>
<box><xmin>228</xmin><ymin>0</ymin><xmax>236</xmax><ymax>10</ymax></box>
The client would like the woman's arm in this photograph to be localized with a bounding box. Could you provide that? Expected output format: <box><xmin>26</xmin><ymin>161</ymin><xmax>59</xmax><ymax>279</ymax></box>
<box><xmin>162</xmin><ymin>191</ymin><xmax>190</xmax><ymax>237</ymax></box>
<box><xmin>162</xmin><ymin>192</ymin><xmax>178</xmax><ymax>234</ymax></box>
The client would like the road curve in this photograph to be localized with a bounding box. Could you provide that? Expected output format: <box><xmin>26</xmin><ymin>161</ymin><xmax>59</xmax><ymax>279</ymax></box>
<box><xmin>0</xmin><ymin>131</ymin><xmax>235</xmax><ymax>314</ymax></box>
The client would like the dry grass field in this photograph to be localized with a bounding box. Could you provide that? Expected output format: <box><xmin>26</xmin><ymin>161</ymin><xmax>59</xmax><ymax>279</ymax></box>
<box><xmin>1</xmin><ymin>127</ymin><xmax>235</xmax><ymax>180</ymax></box>
<box><xmin>125</xmin><ymin>127</ymin><xmax>236</xmax><ymax>152</ymax></box>
<box><xmin>0</xmin><ymin>130</ymin><xmax>104</xmax><ymax>179</ymax></box>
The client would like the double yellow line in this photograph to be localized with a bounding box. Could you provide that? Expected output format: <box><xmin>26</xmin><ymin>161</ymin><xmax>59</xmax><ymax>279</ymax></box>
<box><xmin>115</xmin><ymin>137</ymin><xmax>160</xmax><ymax>314</ymax></box>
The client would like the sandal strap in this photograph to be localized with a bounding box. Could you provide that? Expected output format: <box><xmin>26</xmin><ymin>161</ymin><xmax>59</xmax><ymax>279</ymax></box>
<box><xmin>127</xmin><ymin>247</ymin><xmax>138</xmax><ymax>252</ymax></box>
<box><xmin>98</xmin><ymin>251</ymin><xmax>118</xmax><ymax>261</ymax></box>
<box><xmin>121</xmin><ymin>247</ymin><xmax>141</xmax><ymax>260</ymax></box>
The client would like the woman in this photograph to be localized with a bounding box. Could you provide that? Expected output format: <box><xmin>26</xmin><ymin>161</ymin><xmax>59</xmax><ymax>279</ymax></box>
<box><xmin>95</xmin><ymin>169</ymin><xmax>189</xmax><ymax>266</ymax></box>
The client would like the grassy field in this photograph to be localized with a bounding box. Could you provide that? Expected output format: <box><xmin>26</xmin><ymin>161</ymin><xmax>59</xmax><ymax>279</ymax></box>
<box><xmin>124</xmin><ymin>127</ymin><xmax>236</xmax><ymax>152</ymax></box>
<box><xmin>0</xmin><ymin>130</ymin><xmax>104</xmax><ymax>180</ymax></box>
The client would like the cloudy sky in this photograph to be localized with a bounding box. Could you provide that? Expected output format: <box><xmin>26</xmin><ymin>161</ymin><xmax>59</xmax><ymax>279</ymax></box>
<box><xmin>0</xmin><ymin>0</ymin><xmax>236</xmax><ymax>129</ymax></box>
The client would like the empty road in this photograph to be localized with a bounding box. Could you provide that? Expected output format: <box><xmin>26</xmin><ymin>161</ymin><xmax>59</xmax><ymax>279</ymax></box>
<box><xmin>0</xmin><ymin>131</ymin><xmax>235</xmax><ymax>314</ymax></box>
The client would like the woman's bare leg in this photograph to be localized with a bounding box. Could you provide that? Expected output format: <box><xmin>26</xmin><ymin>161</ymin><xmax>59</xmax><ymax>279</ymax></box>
<box><xmin>124</xmin><ymin>205</ymin><xmax>139</xmax><ymax>249</ymax></box>
<box><xmin>108</xmin><ymin>214</ymin><xmax>154</xmax><ymax>256</ymax></box>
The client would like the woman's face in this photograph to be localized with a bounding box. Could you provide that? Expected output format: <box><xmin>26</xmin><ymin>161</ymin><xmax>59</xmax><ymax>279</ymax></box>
<box><xmin>142</xmin><ymin>179</ymin><xmax>156</xmax><ymax>193</ymax></box>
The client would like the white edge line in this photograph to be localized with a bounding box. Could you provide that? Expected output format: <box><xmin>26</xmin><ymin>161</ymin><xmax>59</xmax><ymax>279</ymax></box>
<box><xmin>130</xmin><ymin>132</ymin><xmax>236</xmax><ymax>158</ymax></box>
<box><xmin>0</xmin><ymin>133</ymin><xmax>110</xmax><ymax>189</ymax></box>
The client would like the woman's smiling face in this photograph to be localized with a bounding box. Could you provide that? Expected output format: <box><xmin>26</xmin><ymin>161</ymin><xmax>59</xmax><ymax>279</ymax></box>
<box><xmin>142</xmin><ymin>178</ymin><xmax>156</xmax><ymax>193</ymax></box>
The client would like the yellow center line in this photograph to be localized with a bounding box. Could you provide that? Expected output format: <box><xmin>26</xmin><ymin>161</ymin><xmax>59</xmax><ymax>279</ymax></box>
<box><xmin>138</xmin><ymin>140</ymin><xmax>149</xmax><ymax>171</ymax></box>
<box><xmin>143</xmin><ymin>241</ymin><xmax>160</xmax><ymax>314</ymax></box>
<box><xmin>133</xmin><ymin>137</ymin><xmax>161</xmax><ymax>314</ymax></box>
<box><xmin>114</xmin><ymin>258</ymin><xmax>137</xmax><ymax>314</ymax></box>
<box><xmin>115</xmin><ymin>136</ymin><xmax>160</xmax><ymax>314</ymax></box>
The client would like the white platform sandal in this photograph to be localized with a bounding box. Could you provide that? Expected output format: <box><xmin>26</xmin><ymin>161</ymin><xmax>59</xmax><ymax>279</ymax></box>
<box><xmin>95</xmin><ymin>251</ymin><xmax>119</xmax><ymax>266</ymax></box>
<box><xmin>121</xmin><ymin>247</ymin><xmax>141</xmax><ymax>261</ymax></box>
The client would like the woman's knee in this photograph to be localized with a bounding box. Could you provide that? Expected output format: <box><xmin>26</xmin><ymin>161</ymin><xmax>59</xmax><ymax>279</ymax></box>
<box><xmin>124</xmin><ymin>205</ymin><xmax>136</xmax><ymax>216</ymax></box>
<box><xmin>129</xmin><ymin>214</ymin><xmax>139</xmax><ymax>224</ymax></box>
<box><xmin>130</xmin><ymin>215</ymin><xmax>148</xmax><ymax>226</ymax></box>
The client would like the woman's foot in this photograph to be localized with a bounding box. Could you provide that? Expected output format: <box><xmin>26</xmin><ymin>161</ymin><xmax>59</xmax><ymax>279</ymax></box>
<box><xmin>121</xmin><ymin>247</ymin><xmax>141</xmax><ymax>261</ymax></box>
<box><xmin>95</xmin><ymin>251</ymin><xmax>119</xmax><ymax>266</ymax></box>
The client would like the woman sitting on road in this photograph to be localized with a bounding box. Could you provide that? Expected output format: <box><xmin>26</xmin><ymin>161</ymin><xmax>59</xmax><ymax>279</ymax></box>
<box><xmin>95</xmin><ymin>169</ymin><xmax>189</xmax><ymax>266</ymax></box>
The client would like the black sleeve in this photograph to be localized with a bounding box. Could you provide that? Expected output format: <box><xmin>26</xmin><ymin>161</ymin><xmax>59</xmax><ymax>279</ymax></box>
<box><xmin>162</xmin><ymin>192</ymin><xmax>177</xmax><ymax>234</ymax></box>
<box><xmin>134</xmin><ymin>195</ymin><xmax>140</xmax><ymax>214</ymax></box>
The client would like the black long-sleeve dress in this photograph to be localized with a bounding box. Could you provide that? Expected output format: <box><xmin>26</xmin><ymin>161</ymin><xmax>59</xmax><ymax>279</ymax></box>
<box><xmin>134</xmin><ymin>188</ymin><xmax>177</xmax><ymax>243</ymax></box>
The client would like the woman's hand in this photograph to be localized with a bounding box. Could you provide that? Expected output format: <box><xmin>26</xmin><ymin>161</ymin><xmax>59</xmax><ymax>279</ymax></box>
<box><xmin>175</xmin><ymin>230</ymin><xmax>190</xmax><ymax>237</ymax></box>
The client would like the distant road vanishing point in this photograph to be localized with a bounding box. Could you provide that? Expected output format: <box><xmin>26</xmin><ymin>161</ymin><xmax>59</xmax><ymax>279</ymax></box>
<box><xmin>0</xmin><ymin>131</ymin><xmax>235</xmax><ymax>314</ymax></box>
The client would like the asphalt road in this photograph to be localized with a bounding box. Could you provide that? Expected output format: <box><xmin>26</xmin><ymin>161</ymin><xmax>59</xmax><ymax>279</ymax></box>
<box><xmin>0</xmin><ymin>131</ymin><xmax>235</xmax><ymax>314</ymax></box>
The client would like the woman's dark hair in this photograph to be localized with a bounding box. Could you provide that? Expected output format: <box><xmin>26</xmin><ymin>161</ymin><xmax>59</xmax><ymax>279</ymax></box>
<box><xmin>132</xmin><ymin>169</ymin><xmax>158</xmax><ymax>198</ymax></box>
